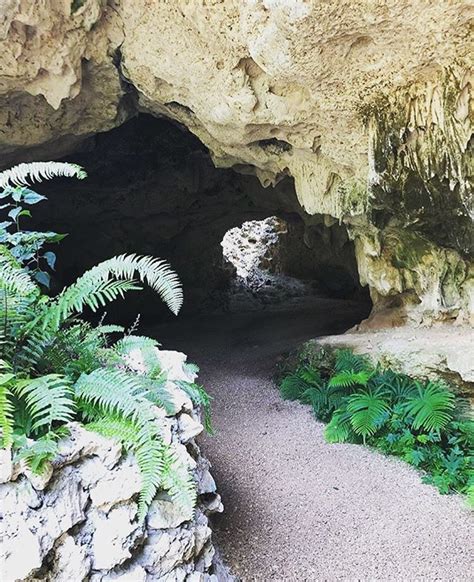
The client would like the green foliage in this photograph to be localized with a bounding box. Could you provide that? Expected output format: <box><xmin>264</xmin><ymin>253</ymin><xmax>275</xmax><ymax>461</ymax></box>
<box><xmin>279</xmin><ymin>348</ymin><xmax>473</xmax><ymax>500</ymax></box>
<box><xmin>328</xmin><ymin>369</ymin><xmax>372</xmax><ymax>389</ymax></box>
<box><xmin>0</xmin><ymin>161</ymin><xmax>209</xmax><ymax>522</ymax></box>
<box><xmin>0</xmin><ymin>162</ymin><xmax>85</xmax><ymax>287</ymax></box>
<box><xmin>403</xmin><ymin>381</ymin><xmax>455</xmax><ymax>432</ymax></box>
<box><xmin>347</xmin><ymin>389</ymin><xmax>389</xmax><ymax>444</ymax></box>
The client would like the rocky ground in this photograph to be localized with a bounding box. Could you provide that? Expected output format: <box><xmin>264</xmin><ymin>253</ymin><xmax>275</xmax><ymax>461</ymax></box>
<box><xmin>152</xmin><ymin>299</ymin><xmax>473</xmax><ymax>581</ymax></box>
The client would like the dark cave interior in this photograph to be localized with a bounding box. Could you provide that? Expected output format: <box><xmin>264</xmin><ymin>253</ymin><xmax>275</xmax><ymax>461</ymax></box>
<box><xmin>30</xmin><ymin>114</ymin><xmax>371</xmax><ymax>324</ymax></box>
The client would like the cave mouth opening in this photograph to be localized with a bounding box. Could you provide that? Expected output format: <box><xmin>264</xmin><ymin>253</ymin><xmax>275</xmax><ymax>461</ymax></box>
<box><xmin>30</xmin><ymin>113</ymin><xmax>371</xmax><ymax>331</ymax></box>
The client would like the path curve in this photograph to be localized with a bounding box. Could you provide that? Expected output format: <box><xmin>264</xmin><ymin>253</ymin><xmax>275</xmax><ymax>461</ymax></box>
<box><xmin>152</xmin><ymin>299</ymin><xmax>473</xmax><ymax>581</ymax></box>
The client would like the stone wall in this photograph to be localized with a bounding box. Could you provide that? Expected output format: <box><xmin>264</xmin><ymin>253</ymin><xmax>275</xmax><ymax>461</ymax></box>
<box><xmin>0</xmin><ymin>351</ymin><xmax>223</xmax><ymax>582</ymax></box>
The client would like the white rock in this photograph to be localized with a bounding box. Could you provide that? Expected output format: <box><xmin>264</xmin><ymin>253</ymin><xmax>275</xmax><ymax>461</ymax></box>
<box><xmin>197</xmin><ymin>470</ymin><xmax>216</xmax><ymax>495</ymax></box>
<box><xmin>147</xmin><ymin>495</ymin><xmax>194</xmax><ymax>530</ymax></box>
<box><xmin>100</xmin><ymin>563</ymin><xmax>147</xmax><ymax>582</ymax></box>
<box><xmin>24</xmin><ymin>460</ymin><xmax>53</xmax><ymax>490</ymax></box>
<box><xmin>89</xmin><ymin>456</ymin><xmax>141</xmax><ymax>510</ymax></box>
<box><xmin>53</xmin><ymin>423</ymin><xmax>121</xmax><ymax>469</ymax></box>
<box><xmin>0</xmin><ymin>521</ymin><xmax>42</xmax><ymax>581</ymax></box>
<box><xmin>90</xmin><ymin>503</ymin><xmax>142</xmax><ymax>570</ymax></box>
<box><xmin>28</xmin><ymin>467</ymin><xmax>88</xmax><ymax>555</ymax></box>
<box><xmin>0</xmin><ymin>447</ymin><xmax>13</xmax><ymax>483</ymax></box>
<box><xmin>156</xmin><ymin>350</ymin><xmax>197</xmax><ymax>383</ymax></box>
<box><xmin>49</xmin><ymin>534</ymin><xmax>90</xmax><ymax>582</ymax></box>
<box><xmin>178</xmin><ymin>413</ymin><xmax>203</xmax><ymax>444</ymax></box>
<box><xmin>202</xmin><ymin>493</ymin><xmax>224</xmax><ymax>514</ymax></box>
<box><xmin>164</xmin><ymin>381</ymin><xmax>194</xmax><ymax>416</ymax></box>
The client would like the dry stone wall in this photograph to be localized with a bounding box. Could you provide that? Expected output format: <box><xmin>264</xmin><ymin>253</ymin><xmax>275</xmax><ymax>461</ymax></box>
<box><xmin>0</xmin><ymin>351</ymin><xmax>222</xmax><ymax>582</ymax></box>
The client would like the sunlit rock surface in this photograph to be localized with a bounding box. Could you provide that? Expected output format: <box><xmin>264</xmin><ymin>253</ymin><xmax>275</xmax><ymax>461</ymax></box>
<box><xmin>0</xmin><ymin>352</ymin><xmax>222</xmax><ymax>582</ymax></box>
<box><xmin>0</xmin><ymin>0</ymin><xmax>472</xmax><ymax>323</ymax></box>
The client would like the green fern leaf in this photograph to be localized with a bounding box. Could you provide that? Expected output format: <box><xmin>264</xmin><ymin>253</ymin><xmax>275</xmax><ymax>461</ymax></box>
<box><xmin>403</xmin><ymin>381</ymin><xmax>455</xmax><ymax>432</ymax></box>
<box><xmin>347</xmin><ymin>389</ymin><xmax>390</xmax><ymax>443</ymax></box>
<box><xmin>324</xmin><ymin>409</ymin><xmax>352</xmax><ymax>443</ymax></box>
<box><xmin>328</xmin><ymin>369</ymin><xmax>372</xmax><ymax>389</ymax></box>
<box><xmin>0</xmin><ymin>372</ymin><xmax>15</xmax><ymax>447</ymax></box>
<box><xmin>13</xmin><ymin>375</ymin><xmax>75</xmax><ymax>433</ymax></box>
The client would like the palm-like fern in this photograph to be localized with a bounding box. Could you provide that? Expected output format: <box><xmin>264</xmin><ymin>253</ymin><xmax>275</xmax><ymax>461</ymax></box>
<box><xmin>334</xmin><ymin>349</ymin><xmax>372</xmax><ymax>373</ymax></box>
<box><xmin>328</xmin><ymin>369</ymin><xmax>372</xmax><ymax>389</ymax></box>
<box><xmin>347</xmin><ymin>388</ymin><xmax>390</xmax><ymax>444</ymax></box>
<box><xmin>403</xmin><ymin>381</ymin><xmax>455</xmax><ymax>432</ymax></box>
<box><xmin>324</xmin><ymin>409</ymin><xmax>352</xmax><ymax>443</ymax></box>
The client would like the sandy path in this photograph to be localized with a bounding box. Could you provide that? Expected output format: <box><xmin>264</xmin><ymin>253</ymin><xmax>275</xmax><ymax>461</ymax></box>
<box><xmin>151</xmin><ymin>299</ymin><xmax>473</xmax><ymax>581</ymax></box>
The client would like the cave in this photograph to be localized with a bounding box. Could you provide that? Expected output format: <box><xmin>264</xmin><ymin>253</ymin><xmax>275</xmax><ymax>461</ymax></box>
<box><xmin>32</xmin><ymin>114</ymin><xmax>371</xmax><ymax>329</ymax></box>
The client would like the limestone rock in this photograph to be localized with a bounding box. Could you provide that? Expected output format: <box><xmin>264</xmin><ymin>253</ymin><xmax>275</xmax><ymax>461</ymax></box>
<box><xmin>89</xmin><ymin>455</ymin><xmax>142</xmax><ymax>511</ymax></box>
<box><xmin>48</xmin><ymin>534</ymin><xmax>91</xmax><ymax>582</ymax></box>
<box><xmin>178</xmin><ymin>413</ymin><xmax>204</xmax><ymax>444</ymax></box>
<box><xmin>0</xmin><ymin>447</ymin><xmax>12</xmax><ymax>483</ymax></box>
<box><xmin>90</xmin><ymin>503</ymin><xmax>143</xmax><ymax>570</ymax></box>
<box><xmin>148</xmin><ymin>495</ymin><xmax>194</xmax><ymax>530</ymax></box>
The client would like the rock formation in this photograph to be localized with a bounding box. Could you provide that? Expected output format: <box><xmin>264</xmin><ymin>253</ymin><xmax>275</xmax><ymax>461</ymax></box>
<box><xmin>0</xmin><ymin>349</ymin><xmax>222</xmax><ymax>581</ymax></box>
<box><xmin>0</xmin><ymin>1</ymin><xmax>472</xmax><ymax>322</ymax></box>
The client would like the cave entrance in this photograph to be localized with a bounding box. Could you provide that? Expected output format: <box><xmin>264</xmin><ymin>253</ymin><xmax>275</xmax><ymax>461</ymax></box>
<box><xmin>30</xmin><ymin>114</ymin><xmax>371</xmax><ymax>331</ymax></box>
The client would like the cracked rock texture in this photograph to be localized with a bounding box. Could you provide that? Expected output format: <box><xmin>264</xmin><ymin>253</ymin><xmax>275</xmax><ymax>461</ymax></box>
<box><xmin>0</xmin><ymin>351</ymin><xmax>222</xmax><ymax>582</ymax></box>
<box><xmin>0</xmin><ymin>0</ymin><xmax>472</xmax><ymax>324</ymax></box>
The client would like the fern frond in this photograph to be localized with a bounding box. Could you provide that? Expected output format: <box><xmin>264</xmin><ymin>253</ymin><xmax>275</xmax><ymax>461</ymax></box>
<box><xmin>161</xmin><ymin>447</ymin><xmax>197</xmax><ymax>517</ymax></box>
<box><xmin>280</xmin><ymin>373</ymin><xmax>310</xmax><ymax>402</ymax></box>
<box><xmin>13</xmin><ymin>433</ymin><xmax>59</xmax><ymax>473</ymax></box>
<box><xmin>75</xmin><ymin>368</ymin><xmax>151</xmax><ymax>423</ymax></box>
<box><xmin>324</xmin><ymin>409</ymin><xmax>352</xmax><ymax>443</ymax></box>
<box><xmin>328</xmin><ymin>369</ymin><xmax>372</xmax><ymax>389</ymax></box>
<box><xmin>0</xmin><ymin>253</ymin><xmax>38</xmax><ymax>298</ymax></box>
<box><xmin>175</xmin><ymin>380</ymin><xmax>213</xmax><ymax>434</ymax></box>
<box><xmin>347</xmin><ymin>388</ymin><xmax>390</xmax><ymax>443</ymax></box>
<box><xmin>39</xmin><ymin>254</ymin><xmax>183</xmax><ymax>331</ymax></box>
<box><xmin>0</xmin><ymin>162</ymin><xmax>86</xmax><ymax>189</ymax></box>
<box><xmin>403</xmin><ymin>381</ymin><xmax>455</xmax><ymax>432</ymax></box>
<box><xmin>0</xmin><ymin>372</ymin><xmax>15</xmax><ymax>447</ymax></box>
<box><xmin>12</xmin><ymin>375</ymin><xmax>75</xmax><ymax>433</ymax></box>
<box><xmin>334</xmin><ymin>349</ymin><xmax>372</xmax><ymax>373</ymax></box>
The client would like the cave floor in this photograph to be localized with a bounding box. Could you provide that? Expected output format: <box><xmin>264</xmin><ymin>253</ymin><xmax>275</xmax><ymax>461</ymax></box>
<box><xmin>150</xmin><ymin>298</ymin><xmax>473</xmax><ymax>581</ymax></box>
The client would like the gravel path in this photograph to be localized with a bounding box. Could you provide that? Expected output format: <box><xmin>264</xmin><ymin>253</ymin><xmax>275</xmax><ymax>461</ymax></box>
<box><xmin>152</xmin><ymin>299</ymin><xmax>473</xmax><ymax>581</ymax></box>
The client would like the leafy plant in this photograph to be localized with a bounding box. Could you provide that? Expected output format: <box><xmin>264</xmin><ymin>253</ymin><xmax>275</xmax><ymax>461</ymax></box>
<box><xmin>0</xmin><ymin>162</ymin><xmax>85</xmax><ymax>287</ymax></box>
<box><xmin>279</xmin><ymin>347</ymin><xmax>473</xmax><ymax>500</ymax></box>
<box><xmin>0</xmin><ymin>161</ymin><xmax>210</xmax><ymax>522</ymax></box>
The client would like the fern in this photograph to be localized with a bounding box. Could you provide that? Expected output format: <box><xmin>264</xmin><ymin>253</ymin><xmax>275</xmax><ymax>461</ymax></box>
<box><xmin>347</xmin><ymin>388</ymin><xmax>390</xmax><ymax>443</ymax></box>
<box><xmin>13</xmin><ymin>432</ymin><xmax>60</xmax><ymax>474</ymax></box>
<box><xmin>176</xmin><ymin>380</ymin><xmax>213</xmax><ymax>434</ymax></box>
<box><xmin>328</xmin><ymin>369</ymin><xmax>372</xmax><ymax>389</ymax></box>
<box><xmin>334</xmin><ymin>349</ymin><xmax>372</xmax><ymax>373</ymax></box>
<box><xmin>86</xmin><ymin>415</ymin><xmax>195</xmax><ymax>522</ymax></box>
<box><xmin>0</xmin><ymin>370</ymin><xmax>14</xmax><ymax>447</ymax></box>
<box><xmin>0</xmin><ymin>162</ymin><xmax>86</xmax><ymax>189</ymax></box>
<box><xmin>279</xmin><ymin>373</ymin><xmax>310</xmax><ymax>402</ymax></box>
<box><xmin>13</xmin><ymin>375</ymin><xmax>75</xmax><ymax>434</ymax></box>
<box><xmin>39</xmin><ymin>254</ymin><xmax>183</xmax><ymax>332</ymax></box>
<box><xmin>403</xmin><ymin>381</ymin><xmax>455</xmax><ymax>432</ymax></box>
<box><xmin>324</xmin><ymin>409</ymin><xmax>352</xmax><ymax>443</ymax></box>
